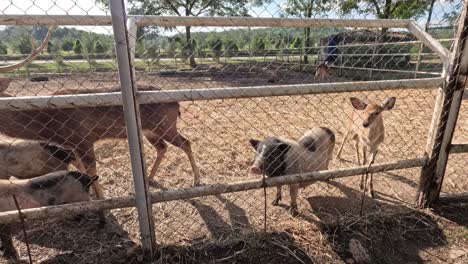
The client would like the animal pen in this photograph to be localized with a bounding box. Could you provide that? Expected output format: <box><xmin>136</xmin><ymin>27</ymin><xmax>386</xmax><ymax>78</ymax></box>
<box><xmin>0</xmin><ymin>0</ymin><xmax>467</xmax><ymax>262</ymax></box>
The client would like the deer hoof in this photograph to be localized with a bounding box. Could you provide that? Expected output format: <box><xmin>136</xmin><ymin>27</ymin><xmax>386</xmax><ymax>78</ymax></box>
<box><xmin>193</xmin><ymin>181</ymin><xmax>203</xmax><ymax>187</ymax></box>
<box><xmin>271</xmin><ymin>197</ymin><xmax>282</xmax><ymax>206</ymax></box>
<box><xmin>289</xmin><ymin>205</ymin><xmax>298</xmax><ymax>216</ymax></box>
<box><xmin>97</xmin><ymin>212</ymin><xmax>107</xmax><ymax>228</ymax></box>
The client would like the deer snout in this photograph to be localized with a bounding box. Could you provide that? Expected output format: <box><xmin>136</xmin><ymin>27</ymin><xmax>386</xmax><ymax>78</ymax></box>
<box><xmin>250</xmin><ymin>165</ymin><xmax>262</xmax><ymax>175</ymax></box>
<box><xmin>363</xmin><ymin>121</ymin><xmax>370</xmax><ymax>128</ymax></box>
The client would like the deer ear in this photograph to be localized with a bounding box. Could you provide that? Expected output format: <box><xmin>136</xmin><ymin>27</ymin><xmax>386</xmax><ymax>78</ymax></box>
<box><xmin>382</xmin><ymin>97</ymin><xmax>396</xmax><ymax>111</ymax></box>
<box><xmin>350</xmin><ymin>97</ymin><xmax>367</xmax><ymax>110</ymax></box>
<box><xmin>249</xmin><ymin>139</ymin><xmax>261</xmax><ymax>150</ymax></box>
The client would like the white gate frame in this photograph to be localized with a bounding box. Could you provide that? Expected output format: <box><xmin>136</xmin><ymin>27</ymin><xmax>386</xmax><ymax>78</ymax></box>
<box><xmin>0</xmin><ymin>12</ymin><xmax>453</xmax><ymax>259</ymax></box>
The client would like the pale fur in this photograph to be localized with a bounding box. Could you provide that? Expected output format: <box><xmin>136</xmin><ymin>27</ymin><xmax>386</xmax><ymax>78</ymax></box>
<box><xmin>0</xmin><ymin>140</ymin><xmax>79</xmax><ymax>180</ymax></box>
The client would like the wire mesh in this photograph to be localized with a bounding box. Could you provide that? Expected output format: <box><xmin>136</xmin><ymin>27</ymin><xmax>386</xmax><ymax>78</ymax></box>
<box><xmin>0</xmin><ymin>0</ymin><xmax>465</xmax><ymax>262</ymax></box>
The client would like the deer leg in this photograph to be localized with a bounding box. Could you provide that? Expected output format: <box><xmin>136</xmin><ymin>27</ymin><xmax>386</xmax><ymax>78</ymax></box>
<box><xmin>360</xmin><ymin>146</ymin><xmax>368</xmax><ymax>190</ymax></box>
<box><xmin>77</xmin><ymin>145</ymin><xmax>104</xmax><ymax>199</ymax></box>
<box><xmin>167</xmin><ymin>134</ymin><xmax>201</xmax><ymax>186</ymax></box>
<box><xmin>147</xmin><ymin>139</ymin><xmax>168</xmax><ymax>180</ymax></box>
<box><xmin>76</xmin><ymin>144</ymin><xmax>106</xmax><ymax>227</ymax></box>
<box><xmin>272</xmin><ymin>186</ymin><xmax>282</xmax><ymax>206</ymax></box>
<box><xmin>367</xmin><ymin>151</ymin><xmax>378</xmax><ymax>198</ymax></box>
<box><xmin>336</xmin><ymin>129</ymin><xmax>350</xmax><ymax>160</ymax></box>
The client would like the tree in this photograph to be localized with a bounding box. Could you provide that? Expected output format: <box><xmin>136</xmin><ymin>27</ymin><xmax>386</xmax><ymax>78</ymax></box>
<box><xmin>16</xmin><ymin>35</ymin><xmax>32</xmax><ymax>54</ymax></box>
<box><xmin>82</xmin><ymin>35</ymin><xmax>97</xmax><ymax>68</ymax></box>
<box><xmin>223</xmin><ymin>38</ymin><xmax>239</xmax><ymax>57</ymax></box>
<box><xmin>281</xmin><ymin>0</ymin><xmax>332</xmax><ymax>64</ymax></box>
<box><xmin>340</xmin><ymin>0</ymin><xmax>433</xmax><ymax>34</ymax></box>
<box><xmin>97</xmin><ymin>0</ymin><xmax>256</xmax><ymax>67</ymax></box>
<box><xmin>137</xmin><ymin>40</ymin><xmax>160</xmax><ymax>68</ymax></box>
<box><xmin>208</xmin><ymin>36</ymin><xmax>223</xmax><ymax>62</ymax></box>
<box><xmin>47</xmin><ymin>41</ymin><xmax>59</xmax><ymax>53</ymax></box>
<box><xmin>94</xmin><ymin>41</ymin><xmax>106</xmax><ymax>54</ymax></box>
<box><xmin>62</xmin><ymin>38</ymin><xmax>75</xmax><ymax>52</ymax></box>
<box><xmin>73</xmin><ymin>39</ymin><xmax>82</xmax><ymax>54</ymax></box>
<box><xmin>290</xmin><ymin>36</ymin><xmax>302</xmax><ymax>49</ymax></box>
<box><xmin>252</xmin><ymin>36</ymin><xmax>266</xmax><ymax>52</ymax></box>
<box><xmin>0</xmin><ymin>43</ymin><xmax>7</xmax><ymax>55</ymax></box>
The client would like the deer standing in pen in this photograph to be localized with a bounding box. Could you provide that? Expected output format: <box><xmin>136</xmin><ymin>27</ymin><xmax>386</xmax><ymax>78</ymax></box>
<box><xmin>314</xmin><ymin>61</ymin><xmax>330</xmax><ymax>81</ymax></box>
<box><xmin>0</xmin><ymin>27</ymin><xmax>201</xmax><ymax>202</ymax></box>
<box><xmin>335</xmin><ymin>97</ymin><xmax>396</xmax><ymax>197</ymax></box>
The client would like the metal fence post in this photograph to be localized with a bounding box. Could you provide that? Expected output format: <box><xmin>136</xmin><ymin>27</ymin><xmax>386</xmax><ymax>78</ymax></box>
<box><xmin>417</xmin><ymin>1</ymin><xmax>468</xmax><ymax>208</ymax></box>
<box><xmin>109</xmin><ymin>0</ymin><xmax>156</xmax><ymax>258</ymax></box>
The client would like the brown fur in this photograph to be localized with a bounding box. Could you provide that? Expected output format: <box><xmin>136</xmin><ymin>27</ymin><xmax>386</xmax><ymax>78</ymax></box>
<box><xmin>314</xmin><ymin>63</ymin><xmax>330</xmax><ymax>81</ymax></box>
<box><xmin>336</xmin><ymin>97</ymin><xmax>396</xmax><ymax>197</ymax></box>
<box><xmin>0</xmin><ymin>86</ymin><xmax>201</xmax><ymax>199</ymax></box>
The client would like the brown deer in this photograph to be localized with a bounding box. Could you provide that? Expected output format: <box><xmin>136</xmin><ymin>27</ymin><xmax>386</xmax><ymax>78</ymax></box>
<box><xmin>335</xmin><ymin>97</ymin><xmax>396</xmax><ymax>197</ymax></box>
<box><xmin>0</xmin><ymin>28</ymin><xmax>201</xmax><ymax>201</ymax></box>
<box><xmin>314</xmin><ymin>61</ymin><xmax>330</xmax><ymax>81</ymax></box>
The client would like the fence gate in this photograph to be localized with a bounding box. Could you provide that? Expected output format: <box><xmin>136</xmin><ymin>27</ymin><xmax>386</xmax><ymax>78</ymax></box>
<box><xmin>417</xmin><ymin>2</ymin><xmax>468</xmax><ymax>208</ymax></box>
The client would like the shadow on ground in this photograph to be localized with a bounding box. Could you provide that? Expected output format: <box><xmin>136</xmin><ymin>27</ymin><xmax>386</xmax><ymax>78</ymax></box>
<box><xmin>307</xmin><ymin>180</ymin><xmax>449</xmax><ymax>263</ymax></box>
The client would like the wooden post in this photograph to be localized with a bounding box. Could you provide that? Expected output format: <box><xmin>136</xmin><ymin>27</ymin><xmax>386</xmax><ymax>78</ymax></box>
<box><xmin>417</xmin><ymin>1</ymin><xmax>468</xmax><ymax>208</ymax></box>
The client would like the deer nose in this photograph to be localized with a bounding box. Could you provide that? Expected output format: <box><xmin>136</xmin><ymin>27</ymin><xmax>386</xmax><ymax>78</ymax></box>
<box><xmin>250</xmin><ymin>166</ymin><xmax>262</xmax><ymax>175</ymax></box>
<box><xmin>363</xmin><ymin>121</ymin><xmax>370</xmax><ymax>128</ymax></box>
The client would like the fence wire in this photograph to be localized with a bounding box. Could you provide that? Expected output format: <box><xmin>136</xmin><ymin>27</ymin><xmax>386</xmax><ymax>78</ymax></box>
<box><xmin>0</xmin><ymin>0</ymin><xmax>465</xmax><ymax>263</ymax></box>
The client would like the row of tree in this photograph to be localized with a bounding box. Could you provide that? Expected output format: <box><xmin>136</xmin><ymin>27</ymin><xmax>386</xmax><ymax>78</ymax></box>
<box><xmin>0</xmin><ymin>26</ymin><xmax>113</xmax><ymax>55</ymax></box>
<box><xmin>97</xmin><ymin>0</ymin><xmax>454</xmax><ymax>67</ymax></box>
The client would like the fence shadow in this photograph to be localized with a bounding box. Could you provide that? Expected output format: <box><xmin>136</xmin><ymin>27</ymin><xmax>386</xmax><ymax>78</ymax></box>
<box><xmin>304</xmin><ymin>180</ymin><xmax>447</xmax><ymax>264</ymax></box>
<box><xmin>16</xmin><ymin>212</ymin><xmax>137</xmax><ymax>264</ymax></box>
<box><xmin>189</xmin><ymin>195</ymin><xmax>251</xmax><ymax>240</ymax></box>
<box><xmin>154</xmin><ymin>231</ymin><xmax>316</xmax><ymax>264</ymax></box>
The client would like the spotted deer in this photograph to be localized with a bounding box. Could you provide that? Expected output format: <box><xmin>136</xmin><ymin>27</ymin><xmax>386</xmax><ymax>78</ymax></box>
<box><xmin>0</xmin><ymin>28</ymin><xmax>201</xmax><ymax>202</ymax></box>
<box><xmin>314</xmin><ymin>61</ymin><xmax>330</xmax><ymax>81</ymax></box>
<box><xmin>335</xmin><ymin>97</ymin><xmax>396</xmax><ymax>197</ymax></box>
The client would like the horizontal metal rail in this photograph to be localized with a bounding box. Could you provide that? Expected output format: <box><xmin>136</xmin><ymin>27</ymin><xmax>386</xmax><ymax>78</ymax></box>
<box><xmin>0</xmin><ymin>15</ymin><xmax>448</xmax><ymax>73</ymax></box>
<box><xmin>407</xmin><ymin>21</ymin><xmax>450</xmax><ymax>64</ymax></box>
<box><xmin>0</xmin><ymin>78</ymin><xmax>443</xmax><ymax>111</ymax></box>
<box><xmin>329</xmin><ymin>65</ymin><xmax>442</xmax><ymax>76</ymax></box>
<box><xmin>0</xmin><ymin>14</ymin><xmax>410</xmax><ymax>28</ymax></box>
<box><xmin>0</xmin><ymin>157</ymin><xmax>426</xmax><ymax>224</ymax></box>
<box><xmin>449</xmin><ymin>144</ymin><xmax>468</xmax><ymax>154</ymax></box>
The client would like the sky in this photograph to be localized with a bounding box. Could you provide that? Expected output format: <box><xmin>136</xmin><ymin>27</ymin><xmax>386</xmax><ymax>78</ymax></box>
<box><xmin>0</xmin><ymin>0</ymin><xmax>461</xmax><ymax>35</ymax></box>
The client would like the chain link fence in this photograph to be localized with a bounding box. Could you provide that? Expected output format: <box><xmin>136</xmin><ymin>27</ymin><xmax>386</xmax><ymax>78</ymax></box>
<box><xmin>0</xmin><ymin>0</ymin><xmax>465</xmax><ymax>262</ymax></box>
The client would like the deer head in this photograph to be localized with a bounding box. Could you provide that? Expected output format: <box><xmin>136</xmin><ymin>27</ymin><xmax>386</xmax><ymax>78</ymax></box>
<box><xmin>350</xmin><ymin>97</ymin><xmax>396</xmax><ymax>128</ymax></box>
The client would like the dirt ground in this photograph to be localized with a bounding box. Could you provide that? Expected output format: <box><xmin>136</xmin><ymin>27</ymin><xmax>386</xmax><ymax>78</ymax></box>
<box><xmin>1</xmin><ymin>65</ymin><xmax>467</xmax><ymax>263</ymax></box>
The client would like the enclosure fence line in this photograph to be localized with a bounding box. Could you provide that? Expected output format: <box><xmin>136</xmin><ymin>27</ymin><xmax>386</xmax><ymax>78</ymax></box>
<box><xmin>0</xmin><ymin>77</ymin><xmax>443</xmax><ymax>111</ymax></box>
<box><xmin>0</xmin><ymin>157</ymin><xmax>426</xmax><ymax>225</ymax></box>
